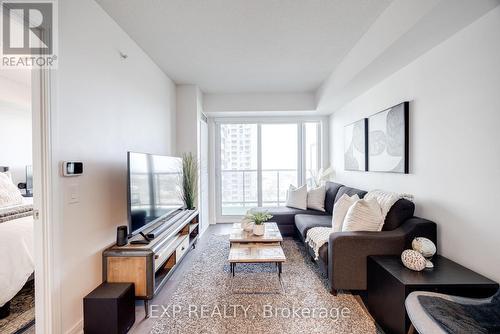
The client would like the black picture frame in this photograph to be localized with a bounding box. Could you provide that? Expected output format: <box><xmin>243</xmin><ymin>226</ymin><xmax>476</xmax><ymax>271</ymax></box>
<box><xmin>367</xmin><ymin>101</ymin><xmax>409</xmax><ymax>174</ymax></box>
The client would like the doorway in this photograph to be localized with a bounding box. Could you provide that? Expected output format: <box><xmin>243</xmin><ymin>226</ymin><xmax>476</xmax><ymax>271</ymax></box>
<box><xmin>0</xmin><ymin>69</ymin><xmax>34</xmax><ymax>333</ymax></box>
<box><xmin>0</xmin><ymin>67</ymin><xmax>58</xmax><ymax>333</ymax></box>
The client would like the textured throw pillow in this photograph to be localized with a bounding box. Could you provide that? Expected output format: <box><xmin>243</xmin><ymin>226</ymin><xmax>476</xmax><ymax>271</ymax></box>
<box><xmin>307</xmin><ymin>185</ymin><xmax>326</xmax><ymax>212</ymax></box>
<box><xmin>286</xmin><ymin>185</ymin><xmax>307</xmax><ymax>210</ymax></box>
<box><xmin>332</xmin><ymin>193</ymin><xmax>359</xmax><ymax>232</ymax></box>
<box><xmin>342</xmin><ymin>198</ymin><xmax>384</xmax><ymax>232</ymax></box>
<box><xmin>0</xmin><ymin>172</ymin><xmax>23</xmax><ymax>207</ymax></box>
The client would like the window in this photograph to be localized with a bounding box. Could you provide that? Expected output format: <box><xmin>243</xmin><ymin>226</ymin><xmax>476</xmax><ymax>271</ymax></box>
<box><xmin>261</xmin><ymin>124</ymin><xmax>298</xmax><ymax>207</ymax></box>
<box><xmin>305</xmin><ymin>122</ymin><xmax>320</xmax><ymax>187</ymax></box>
<box><xmin>217</xmin><ymin>120</ymin><xmax>322</xmax><ymax>218</ymax></box>
<box><xmin>220</xmin><ymin>124</ymin><xmax>258</xmax><ymax>216</ymax></box>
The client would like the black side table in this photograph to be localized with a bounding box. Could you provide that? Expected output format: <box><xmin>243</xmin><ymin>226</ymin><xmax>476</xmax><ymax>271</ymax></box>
<box><xmin>366</xmin><ymin>255</ymin><xmax>498</xmax><ymax>334</ymax></box>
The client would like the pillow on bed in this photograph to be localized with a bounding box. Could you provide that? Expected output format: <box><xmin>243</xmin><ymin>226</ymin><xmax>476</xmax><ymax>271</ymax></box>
<box><xmin>0</xmin><ymin>172</ymin><xmax>23</xmax><ymax>207</ymax></box>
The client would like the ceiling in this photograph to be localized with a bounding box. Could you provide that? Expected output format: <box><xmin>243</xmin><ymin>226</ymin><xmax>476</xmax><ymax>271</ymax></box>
<box><xmin>96</xmin><ymin>0</ymin><xmax>392</xmax><ymax>94</ymax></box>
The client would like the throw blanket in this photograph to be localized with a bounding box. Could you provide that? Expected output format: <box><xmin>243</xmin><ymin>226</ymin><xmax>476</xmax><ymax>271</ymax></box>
<box><xmin>305</xmin><ymin>189</ymin><xmax>412</xmax><ymax>260</ymax></box>
<box><xmin>418</xmin><ymin>291</ymin><xmax>500</xmax><ymax>333</ymax></box>
<box><xmin>364</xmin><ymin>190</ymin><xmax>406</xmax><ymax>221</ymax></box>
<box><xmin>0</xmin><ymin>203</ymin><xmax>33</xmax><ymax>223</ymax></box>
<box><xmin>305</xmin><ymin>227</ymin><xmax>332</xmax><ymax>260</ymax></box>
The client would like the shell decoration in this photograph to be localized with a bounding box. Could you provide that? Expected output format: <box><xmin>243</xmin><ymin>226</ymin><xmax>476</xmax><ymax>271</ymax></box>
<box><xmin>401</xmin><ymin>249</ymin><xmax>427</xmax><ymax>271</ymax></box>
<box><xmin>412</xmin><ymin>237</ymin><xmax>436</xmax><ymax>258</ymax></box>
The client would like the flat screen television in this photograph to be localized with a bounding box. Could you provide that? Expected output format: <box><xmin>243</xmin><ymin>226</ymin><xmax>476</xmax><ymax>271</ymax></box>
<box><xmin>127</xmin><ymin>152</ymin><xmax>184</xmax><ymax>236</ymax></box>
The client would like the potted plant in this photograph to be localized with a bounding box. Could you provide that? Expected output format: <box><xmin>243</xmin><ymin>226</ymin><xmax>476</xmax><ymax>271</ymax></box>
<box><xmin>181</xmin><ymin>152</ymin><xmax>198</xmax><ymax>210</ymax></box>
<box><xmin>245</xmin><ymin>211</ymin><xmax>273</xmax><ymax>236</ymax></box>
<box><xmin>310</xmin><ymin>166</ymin><xmax>334</xmax><ymax>187</ymax></box>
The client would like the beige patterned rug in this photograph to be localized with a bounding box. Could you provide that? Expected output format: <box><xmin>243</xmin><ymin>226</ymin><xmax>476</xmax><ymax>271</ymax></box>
<box><xmin>150</xmin><ymin>233</ymin><xmax>376</xmax><ymax>334</ymax></box>
<box><xmin>0</xmin><ymin>280</ymin><xmax>35</xmax><ymax>334</ymax></box>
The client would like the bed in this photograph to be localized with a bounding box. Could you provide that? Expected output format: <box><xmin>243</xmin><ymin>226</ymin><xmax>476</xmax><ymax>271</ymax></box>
<box><xmin>0</xmin><ymin>168</ymin><xmax>35</xmax><ymax>314</ymax></box>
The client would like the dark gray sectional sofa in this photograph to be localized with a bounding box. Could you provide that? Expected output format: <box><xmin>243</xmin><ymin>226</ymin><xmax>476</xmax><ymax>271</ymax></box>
<box><xmin>254</xmin><ymin>181</ymin><xmax>437</xmax><ymax>294</ymax></box>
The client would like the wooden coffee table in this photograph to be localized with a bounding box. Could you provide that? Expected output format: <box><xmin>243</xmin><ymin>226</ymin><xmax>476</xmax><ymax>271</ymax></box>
<box><xmin>229</xmin><ymin>222</ymin><xmax>283</xmax><ymax>243</ymax></box>
<box><xmin>228</xmin><ymin>222</ymin><xmax>286</xmax><ymax>292</ymax></box>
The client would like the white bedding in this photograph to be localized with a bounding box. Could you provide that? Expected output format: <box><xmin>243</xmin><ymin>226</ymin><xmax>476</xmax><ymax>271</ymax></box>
<box><xmin>0</xmin><ymin>215</ymin><xmax>34</xmax><ymax>307</ymax></box>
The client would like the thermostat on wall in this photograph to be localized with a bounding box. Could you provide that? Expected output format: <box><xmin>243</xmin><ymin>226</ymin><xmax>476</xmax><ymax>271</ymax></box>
<box><xmin>62</xmin><ymin>162</ymin><xmax>84</xmax><ymax>176</ymax></box>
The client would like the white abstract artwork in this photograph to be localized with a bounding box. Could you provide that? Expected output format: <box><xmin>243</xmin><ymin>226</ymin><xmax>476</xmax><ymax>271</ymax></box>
<box><xmin>344</xmin><ymin>119</ymin><xmax>367</xmax><ymax>171</ymax></box>
<box><xmin>368</xmin><ymin>102</ymin><xmax>408</xmax><ymax>173</ymax></box>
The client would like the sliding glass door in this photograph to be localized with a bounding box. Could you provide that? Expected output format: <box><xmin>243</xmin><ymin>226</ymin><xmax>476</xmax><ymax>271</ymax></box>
<box><xmin>217</xmin><ymin>120</ymin><xmax>322</xmax><ymax>219</ymax></box>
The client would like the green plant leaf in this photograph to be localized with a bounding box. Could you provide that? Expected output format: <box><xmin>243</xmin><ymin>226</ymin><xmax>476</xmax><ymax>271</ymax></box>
<box><xmin>180</xmin><ymin>152</ymin><xmax>198</xmax><ymax>210</ymax></box>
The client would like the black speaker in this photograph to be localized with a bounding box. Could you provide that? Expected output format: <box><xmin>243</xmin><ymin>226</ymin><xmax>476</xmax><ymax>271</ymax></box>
<box><xmin>116</xmin><ymin>226</ymin><xmax>128</xmax><ymax>246</ymax></box>
<box><xmin>83</xmin><ymin>283</ymin><xmax>135</xmax><ymax>334</ymax></box>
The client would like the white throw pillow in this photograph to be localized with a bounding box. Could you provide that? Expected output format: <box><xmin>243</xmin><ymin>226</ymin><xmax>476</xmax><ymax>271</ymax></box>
<box><xmin>342</xmin><ymin>198</ymin><xmax>384</xmax><ymax>232</ymax></box>
<box><xmin>307</xmin><ymin>185</ymin><xmax>326</xmax><ymax>212</ymax></box>
<box><xmin>286</xmin><ymin>185</ymin><xmax>307</xmax><ymax>210</ymax></box>
<box><xmin>332</xmin><ymin>193</ymin><xmax>359</xmax><ymax>232</ymax></box>
<box><xmin>0</xmin><ymin>172</ymin><xmax>23</xmax><ymax>207</ymax></box>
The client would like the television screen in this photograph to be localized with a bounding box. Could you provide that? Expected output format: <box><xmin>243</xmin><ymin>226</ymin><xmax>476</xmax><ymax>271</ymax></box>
<box><xmin>127</xmin><ymin>152</ymin><xmax>183</xmax><ymax>235</ymax></box>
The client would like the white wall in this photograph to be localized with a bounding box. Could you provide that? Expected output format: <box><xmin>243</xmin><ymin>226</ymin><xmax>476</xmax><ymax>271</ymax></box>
<box><xmin>0</xmin><ymin>74</ymin><xmax>31</xmax><ymax>185</ymax></box>
<box><xmin>176</xmin><ymin>85</ymin><xmax>211</xmax><ymax>231</ymax></box>
<box><xmin>329</xmin><ymin>7</ymin><xmax>500</xmax><ymax>282</ymax></box>
<box><xmin>203</xmin><ymin>92</ymin><xmax>316</xmax><ymax>115</ymax></box>
<box><xmin>56</xmin><ymin>0</ymin><xmax>176</xmax><ymax>332</ymax></box>
<box><xmin>176</xmin><ymin>85</ymin><xmax>203</xmax><ymax>156</ymax></box>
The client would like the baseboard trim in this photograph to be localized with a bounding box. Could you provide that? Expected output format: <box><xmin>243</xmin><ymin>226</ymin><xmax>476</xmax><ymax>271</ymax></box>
<box><xmin>66</xmin><ymin>318</ymin><xmax>83</xmax><ymax>334</ymax></box>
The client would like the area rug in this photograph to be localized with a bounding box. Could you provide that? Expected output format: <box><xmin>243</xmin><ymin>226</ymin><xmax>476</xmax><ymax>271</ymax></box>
<box><xmin>150</xmin><ymin>233</ymin><xmax>376</xmax><ymax>334</ymax></box>
<box><xmin>0</xmin><ymin>280</ymin><xmax>35</xmax><ymax>334</ymax></box>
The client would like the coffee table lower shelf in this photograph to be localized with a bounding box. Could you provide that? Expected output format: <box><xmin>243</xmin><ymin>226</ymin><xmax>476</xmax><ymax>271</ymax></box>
<box><xmin>228</xmin><ymin>243</ymin><xmax>286</xmax><ymax>294</ymax></box>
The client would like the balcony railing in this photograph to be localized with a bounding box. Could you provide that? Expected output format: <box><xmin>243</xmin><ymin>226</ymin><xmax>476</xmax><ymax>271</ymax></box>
<box><xmin>220</xmin><ymin>169</ymin><xmax>298</xmax><ymax>215</ymax></box>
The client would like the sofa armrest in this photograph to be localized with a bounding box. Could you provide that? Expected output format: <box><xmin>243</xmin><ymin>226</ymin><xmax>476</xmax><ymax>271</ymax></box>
<box><xmin>328</xmin><ymin>217</ymin><xmax>437</xmax><ymax>291</ymax></box>
<box><xmin>328</xmin><ymin>229</ymin><xmax>405</xmax><ymax>291</ymax></box>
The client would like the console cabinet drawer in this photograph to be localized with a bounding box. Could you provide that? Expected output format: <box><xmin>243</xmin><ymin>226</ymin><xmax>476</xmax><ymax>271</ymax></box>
<box><xmin>176</xmin><ymin>236</ymin><xmax>189</xmax><ymax>260</ymax></box>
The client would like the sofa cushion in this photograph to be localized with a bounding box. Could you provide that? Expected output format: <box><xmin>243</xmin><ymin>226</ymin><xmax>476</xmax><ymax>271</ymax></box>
<box><xmin>307</xmin><ymin>185</ymin><xmax>326</xmax><ymax>212</ymax></box>
<box><xmin>286</xmin><ymin>184</ymin><xmax>308</xmax><ymax>210</ymax></box>
<box><xmin>332</xmin><ymin>193</ymin><xmax>360</xmax><ymax>232</ymax></box>
<box><xmin>295</xmin><ymin>214</ymin><xmax>332</xmax><ymax>238</ymax></box>
<box><xmin>252</xmin><ymin>207</ymin><xmax>327</xmax><ymax>226</ymax></box>
<box><xmin>334</xmin><ymin>186</ymin><xmax>367</xmax><ymax>203</ymax></box>
<box><xmin>342</xmin><ymin>198</ymin><xmax>384</xmax><ymax>232</ymax></box>
<box><xmin>324</xmin><ymin>182</ymin><xmax>344</xmax><ymax>214</ymax></box>
<box><xmin>383</xmin><ymin>198</ymin><xmax>415</xmax><ymax>231</ymax></box>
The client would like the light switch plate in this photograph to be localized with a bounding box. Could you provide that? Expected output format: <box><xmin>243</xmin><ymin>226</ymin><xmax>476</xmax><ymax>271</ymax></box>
<box><xmin>68</xmin><ymin>183</ymin><xmax>79</xmax><ymax>204</ymax></box>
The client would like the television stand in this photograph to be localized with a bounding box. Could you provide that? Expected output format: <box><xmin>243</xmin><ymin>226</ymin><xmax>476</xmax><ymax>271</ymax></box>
<box><xmin>102</xmin><ymin>210</ymin><xmax>200</xmax><ymax>317</ymax></box>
